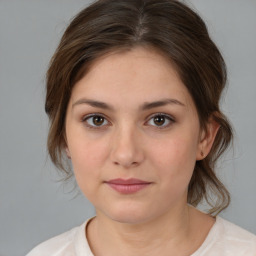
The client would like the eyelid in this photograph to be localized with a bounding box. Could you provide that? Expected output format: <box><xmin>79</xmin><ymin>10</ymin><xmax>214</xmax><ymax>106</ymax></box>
<box><xmin>146</xmin><ymin>112</ymin><xmax>175</xmax><ymax>122</ymax></box>
<box><xmin>82</xmin><ymin>113</ymin><xmax>111</xmax><ymax>130</ymax></box>
<box><xmin>81</xmin><ymin>112</ymin><xmax>108</xmax><ymax>122</ymax></box>
<box><xmin>145</xmin><ymin>112</ymin><xmax>175</xmax><ymax>129</ymax></box>
<box><xmin>81</xmin><ymin>112</ymin><xmax>175</xmax><ymax>130</ymax></box>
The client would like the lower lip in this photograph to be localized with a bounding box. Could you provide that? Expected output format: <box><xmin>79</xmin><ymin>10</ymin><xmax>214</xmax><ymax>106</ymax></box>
<box><xmin>106</xmin><ymin>183</ymin><xmax>151</xmax><ymax>194</ymax></box>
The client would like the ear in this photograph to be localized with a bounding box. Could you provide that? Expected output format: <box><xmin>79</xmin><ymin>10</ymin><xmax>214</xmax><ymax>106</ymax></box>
<box><xmin>65</xmin><ymin>147</ymin><xmax>71</xmax><ymax>159</ymax></box>
<box><xmin>196</xmin><ymin>115</ymin><xmax>220</xmax><ymax>160</ymax></box>
<box><xmin>63</xmin><ymin>132</ymin><xmax>71</xmax><ymax>159</ymax></box>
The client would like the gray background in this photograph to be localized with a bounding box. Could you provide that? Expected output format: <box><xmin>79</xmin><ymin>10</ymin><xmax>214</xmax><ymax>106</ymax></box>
<box><xmin>0</xmin><ymin>0</ymin><xmax>256</xmax><ymax>255</ymax></box>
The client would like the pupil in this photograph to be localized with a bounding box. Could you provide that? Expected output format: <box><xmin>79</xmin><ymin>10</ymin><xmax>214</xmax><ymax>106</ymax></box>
<box><xmin>93</xmin><ymin>116</ymin><xmax>104</xmax><ymax>126</ymax></box>
<box><xmin>154</xmin><ymin>115</ymin><xmax>165</xmax><ymax>126</ymax></box>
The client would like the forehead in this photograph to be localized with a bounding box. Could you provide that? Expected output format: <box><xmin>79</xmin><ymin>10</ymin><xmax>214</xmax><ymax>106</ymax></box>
<box><xmin>70</xmin><ymin>47</ymin><xmax>195</xmax><ymax>111</ymax></box>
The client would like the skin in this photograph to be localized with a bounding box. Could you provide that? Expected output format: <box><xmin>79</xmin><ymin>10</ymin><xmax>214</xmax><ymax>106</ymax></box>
<box><xmin>65</xmin><ymin>46</ymin><xmax>219</xmax><ymax>255</ymax></box>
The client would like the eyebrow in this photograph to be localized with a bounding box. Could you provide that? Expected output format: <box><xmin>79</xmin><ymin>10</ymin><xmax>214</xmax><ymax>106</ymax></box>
<box><xmin>72</xmin><ymin>98</ymin><xmax>185</xmax><ymax>111</ymax></box>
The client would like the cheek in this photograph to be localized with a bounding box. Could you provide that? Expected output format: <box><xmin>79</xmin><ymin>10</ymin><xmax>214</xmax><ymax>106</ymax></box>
<box><xmin>67</xmin><ymin>122</ymin><xmax>109</xmax><ymax>166</ymax></box>
<box><xmin>150</xmin><ymin>140</ymin><xmax>196</xmax><ymax>203</ymax></box>
<box><xmin>67</xmin><ymin>135</ymin><xmax>109</xmax><ymax>189</ymax></box>
<box><xmin>150</xmin><ymin>136</ymin><xmax>197</xmax><ymax>169</ymax></box>
<box><xmin>148</xmin><ymin>135</ymin><xmax>198</xmax><ymax>189</ymax></box>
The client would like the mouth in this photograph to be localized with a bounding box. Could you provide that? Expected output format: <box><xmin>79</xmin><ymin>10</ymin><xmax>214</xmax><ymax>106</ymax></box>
<box><xmin>104</xmin><ymin>178</ymin><xmax>152</xmax><ymax>194</ymax></box>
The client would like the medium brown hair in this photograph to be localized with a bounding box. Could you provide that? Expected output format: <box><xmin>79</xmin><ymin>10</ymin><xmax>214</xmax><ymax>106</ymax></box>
<box><xmin>45</xmin><ymin>0</ymin><xmax>233</xmax><ymax>215</ymax></box>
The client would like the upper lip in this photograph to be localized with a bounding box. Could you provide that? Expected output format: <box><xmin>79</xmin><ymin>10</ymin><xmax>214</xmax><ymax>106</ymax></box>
<box><xmin>105</xmin><ymin>178</ymin><xmax>151</xmax><ymax>185</ymax></box>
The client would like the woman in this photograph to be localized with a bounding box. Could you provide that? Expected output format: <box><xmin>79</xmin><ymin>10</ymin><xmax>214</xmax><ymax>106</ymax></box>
<box><xmin>27</xmin><ymin>0</ymin><xmax>256</xmax><ymax>255</ymax></box>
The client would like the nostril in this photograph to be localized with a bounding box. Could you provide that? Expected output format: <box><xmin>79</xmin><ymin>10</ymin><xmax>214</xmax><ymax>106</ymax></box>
<box><xmin>113</xmin><ymin>161</ymin><xmax>139</xmax><ymax>168</ymax></box>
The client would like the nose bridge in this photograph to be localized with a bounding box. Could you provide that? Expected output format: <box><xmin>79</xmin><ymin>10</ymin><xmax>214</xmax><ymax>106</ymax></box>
<box><xmin>110</xmin><ymin>120</ymin><xmax>144</xmax><ymax>168</ymax></box>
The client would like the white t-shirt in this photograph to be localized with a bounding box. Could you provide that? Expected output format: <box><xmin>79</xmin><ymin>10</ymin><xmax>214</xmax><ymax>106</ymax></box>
<box><xmin>27</xmin><ymin>216</ymin><xmax>256</xmax><ymax>256</ymax></box>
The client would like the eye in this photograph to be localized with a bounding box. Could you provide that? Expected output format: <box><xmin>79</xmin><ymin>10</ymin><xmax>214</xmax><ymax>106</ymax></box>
<box><xmin>146</xmin><ymin>113</ymin><xmax>175</xmax><ymax>129</ymax></box>
<box><xmin>82</xmin><ymin>114</ymin><xmax>110</xmax><ymax>129</ymax></box>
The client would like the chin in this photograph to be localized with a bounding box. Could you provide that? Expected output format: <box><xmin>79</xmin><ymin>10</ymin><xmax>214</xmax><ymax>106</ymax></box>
<box><xmin>102</xmin><ymin>203</ymin><xmax>158</xmax><ymax>225</ymax></box>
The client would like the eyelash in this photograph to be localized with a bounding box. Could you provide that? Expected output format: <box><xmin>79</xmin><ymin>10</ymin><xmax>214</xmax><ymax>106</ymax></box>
<box><xmin>81</xmin><ymin>112</ymin><xmax>175</xmax><ymax>130</ymax></box>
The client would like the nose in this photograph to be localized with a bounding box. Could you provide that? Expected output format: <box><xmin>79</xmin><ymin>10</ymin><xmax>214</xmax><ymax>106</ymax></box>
<box><xmin>110</xmin><ymin>126</ymin><xmax>144</xmax><ymax>169</ymax></box>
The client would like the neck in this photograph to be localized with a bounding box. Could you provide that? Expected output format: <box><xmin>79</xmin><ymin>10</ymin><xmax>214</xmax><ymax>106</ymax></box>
<box><xmin>87</xmin><ymin>204</ymin><xmax>197</xmax><ymax>256</ymax></box>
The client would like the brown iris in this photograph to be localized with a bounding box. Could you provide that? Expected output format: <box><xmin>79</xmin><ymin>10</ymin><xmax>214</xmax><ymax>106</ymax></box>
<box><xmin>93</xmin><ymin>116</ymin><xmax>104</xmax><ymax>126</ymax></box>
<box><xmin>154</xmin><ymin>115</ymin><xmax>165</xmax><ymax>126</ymax></box>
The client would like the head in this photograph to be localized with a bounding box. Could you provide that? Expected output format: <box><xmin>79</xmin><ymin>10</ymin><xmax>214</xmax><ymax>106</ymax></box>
<box><xmin>45</xmin><ymin>0</ymin><xmax>232</xmax><ymax>215</ymax></box>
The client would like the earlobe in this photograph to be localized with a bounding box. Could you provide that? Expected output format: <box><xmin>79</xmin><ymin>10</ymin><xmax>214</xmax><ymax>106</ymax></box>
<box><xmin>65</xmin><ymin>147</ymin><xmax>71</xmax><ymax>159</ymax></box>
<box><xmin>196</xmin><ymin>117</ymin><xmax>220</xmax><ymax>160</ymax></box>
<box><xmin>63</xmin><ymin>132</ymin><xmax>71</xmax><ymax>159</ymax></box>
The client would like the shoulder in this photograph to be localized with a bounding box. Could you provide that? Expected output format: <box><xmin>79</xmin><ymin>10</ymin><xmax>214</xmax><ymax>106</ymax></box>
<box><xmin>218</xmin><ymin>217</ymin><xmax>256</xmax><ymax>243</ymax></box>
<box><xmin>197</xmin><ymin>216</ymin><xmax>256</xmax><ymax>255</ymax></box>
<box><xmin>26</xmin><ymin>220</ymin><xmax>88</xmax><ymax>256</ymax></box>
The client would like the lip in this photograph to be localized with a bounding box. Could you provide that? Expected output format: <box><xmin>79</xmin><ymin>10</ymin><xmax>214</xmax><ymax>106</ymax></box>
<box><xmin>104</xmin><ymin>178</ymin><xmax>152</xmax><ymax>194</ymax></box>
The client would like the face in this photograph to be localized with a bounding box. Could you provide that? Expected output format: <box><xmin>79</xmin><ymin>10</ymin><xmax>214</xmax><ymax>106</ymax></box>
<box><xmin>65</xmin><ymin>47</ymin><xmax>210</xmax><ymax>224</ymax></box>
